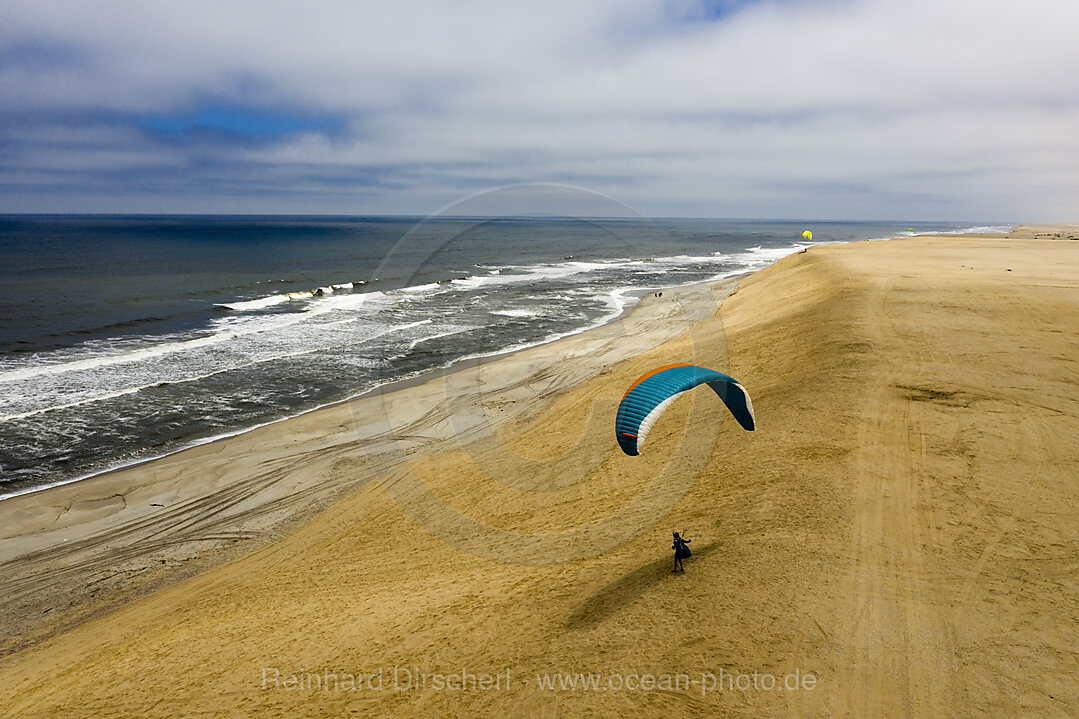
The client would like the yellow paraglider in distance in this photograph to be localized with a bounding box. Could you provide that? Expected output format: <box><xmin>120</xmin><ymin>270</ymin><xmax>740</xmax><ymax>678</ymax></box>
<box><xmin>802</xmin><ymin>229</ymin><xmax>813</xmax><ymax>241</ymax></box>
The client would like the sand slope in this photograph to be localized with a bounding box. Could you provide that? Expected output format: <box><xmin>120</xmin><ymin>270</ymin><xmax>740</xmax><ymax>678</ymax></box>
<box><xmin>1</xmin><ymin>232</ymin><xmax>1077</xmax><ymax>717</ymax></box>
<box><xmin>0</xmin><ymin>276</ymin><xmax>737</xmax><ymax>656</ymax></box>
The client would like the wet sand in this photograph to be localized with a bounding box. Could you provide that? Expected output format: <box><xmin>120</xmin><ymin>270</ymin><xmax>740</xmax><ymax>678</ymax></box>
<box><xmin>1</xmin><ymin>226</ymin><xmax>1077</xmax><ymax>717</ymax></box>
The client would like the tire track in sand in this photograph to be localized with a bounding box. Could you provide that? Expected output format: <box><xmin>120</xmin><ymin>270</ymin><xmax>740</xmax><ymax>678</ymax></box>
<box><xmin>837</xmin><ymin>276</ymin><xmax>956</xmax><ymax>718</ymax></box>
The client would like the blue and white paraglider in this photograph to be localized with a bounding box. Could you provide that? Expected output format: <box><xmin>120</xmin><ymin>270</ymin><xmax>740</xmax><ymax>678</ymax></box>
<box><xmin>615</xmin><ymin>364</ymin><xmax>755</xmax><ymax>456</ymax></box>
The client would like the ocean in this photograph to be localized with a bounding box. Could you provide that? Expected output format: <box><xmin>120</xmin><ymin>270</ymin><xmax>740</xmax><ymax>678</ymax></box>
<box><xmin>0</xmin><ymin>215</ymin><xmax>1006</xmax><ymax>499</ymax></box>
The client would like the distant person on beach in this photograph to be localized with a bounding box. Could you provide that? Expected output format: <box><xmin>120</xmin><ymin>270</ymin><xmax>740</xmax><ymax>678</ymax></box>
<box><xmin>671</xmin><ymin>532</ymin><xmax>691</xmax><ymax>573</ymax></box>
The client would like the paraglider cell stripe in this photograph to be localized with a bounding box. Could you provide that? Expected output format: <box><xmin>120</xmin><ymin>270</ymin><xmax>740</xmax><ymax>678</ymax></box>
<box><xmin>614</xmin><ymin>364</ymin><xmax>755</xmax><ymax>456</ymax></box>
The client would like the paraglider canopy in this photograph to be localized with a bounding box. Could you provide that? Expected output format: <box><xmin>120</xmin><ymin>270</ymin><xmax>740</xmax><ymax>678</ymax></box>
<box><xmin>615</xmin><ymin>364</ymin><xmax>755</xmax><ymax>456</ymax></box>
<box><xmin>802</xmin><ymin>229</ymin><xmax>813</xmax><ymax>241</ymax></box>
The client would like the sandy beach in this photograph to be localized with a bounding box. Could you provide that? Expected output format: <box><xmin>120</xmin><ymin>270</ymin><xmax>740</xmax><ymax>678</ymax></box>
<box><xmin>1</xmin><ymin>226</ymin><xmax>1077</xmax><ymax>717</ymax></box>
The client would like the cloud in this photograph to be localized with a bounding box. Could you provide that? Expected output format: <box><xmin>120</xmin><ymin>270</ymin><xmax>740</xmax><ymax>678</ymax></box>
<box><xmin>1</xmin><ymin>0</ymin><xmax>1077</xmax><ymax>219</ymax></box>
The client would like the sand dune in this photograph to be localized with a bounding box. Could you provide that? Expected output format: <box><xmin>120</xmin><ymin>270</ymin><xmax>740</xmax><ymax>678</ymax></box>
<box><xmin>0</xmin><ymin>277</ymin><xmax>739</xmax><ymax>655</ymax></box>
<box><xmin>1</xmin><ymin>230</ymin><xmax>1077</xmax><ymax>717</ymax></box>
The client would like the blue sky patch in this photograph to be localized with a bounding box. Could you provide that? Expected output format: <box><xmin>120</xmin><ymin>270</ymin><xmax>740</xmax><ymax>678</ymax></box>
<box><xmin>144</xmin><ymin>105</ymin><xmax>340</xmax><ymax>137</ymax></box>
<box><xmin>667</xmin><ymin>0</ymin><xmax>765</xmax><ymax>22</ymax></box>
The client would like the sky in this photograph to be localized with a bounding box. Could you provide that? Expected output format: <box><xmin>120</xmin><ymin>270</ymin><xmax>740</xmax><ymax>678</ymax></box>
<box><xmin>2</xmin><ymin>0</ymin><xmax>1078</xmax><ymax>220</ymax></box>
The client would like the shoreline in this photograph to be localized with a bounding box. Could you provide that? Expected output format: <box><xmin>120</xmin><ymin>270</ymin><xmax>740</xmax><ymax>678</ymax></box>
<box><xmin>1</xmin><ymin>225</ymin><xmax>1077</xmax><ymax>717</ymax></box>
<box><xmin>0</xmin><ymin>267</ymin><xmax>755</xmax><ymax>506</ymax></box>
<box><xmin>0</xmin><ymin>265</ymin><xmax>747</xmax><ymax>656</ymax></box>
<box><xmin>0</xmin><ymin>223</ymin><xmax>1006</xmax><ymax>504</ymax></box>
<box><xmin>3</xmin><ymin>225</ymin><xmax>1045</xmax><ymax>657</ymax></box>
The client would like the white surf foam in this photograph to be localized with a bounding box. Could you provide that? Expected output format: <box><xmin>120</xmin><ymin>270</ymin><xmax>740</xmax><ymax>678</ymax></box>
<box><xmin>491</xmin><ymin>309</ymin><xmax>539</xmax><ymax>318</ymax></box>
<box><xmin>215</xmin><ymin>280</ymin><xmax>366</xmax><ymax>312</ymax></box>
<box><xmin>406</xmin><ymin>326</ymin><xmax>475</xmax><ymax>350</ymax></box>
<box><xmin>936</xmin><ymin>225</ymin><xmax>1014</xmax><ymax>235</ymax></box>
<box><xmin>0</xmin><ymin>289</ymin><xmax>391</xmax><ymax>386</ymax></box>
<box><xmin>215</xmin><ymin>294</ymin><xmax>294</xmax><ymax>311</ymax></box>
<box><xmin>396</xmin><ymin>282</ymin><xmax>441</xmax><ymax>294</ymax></box>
